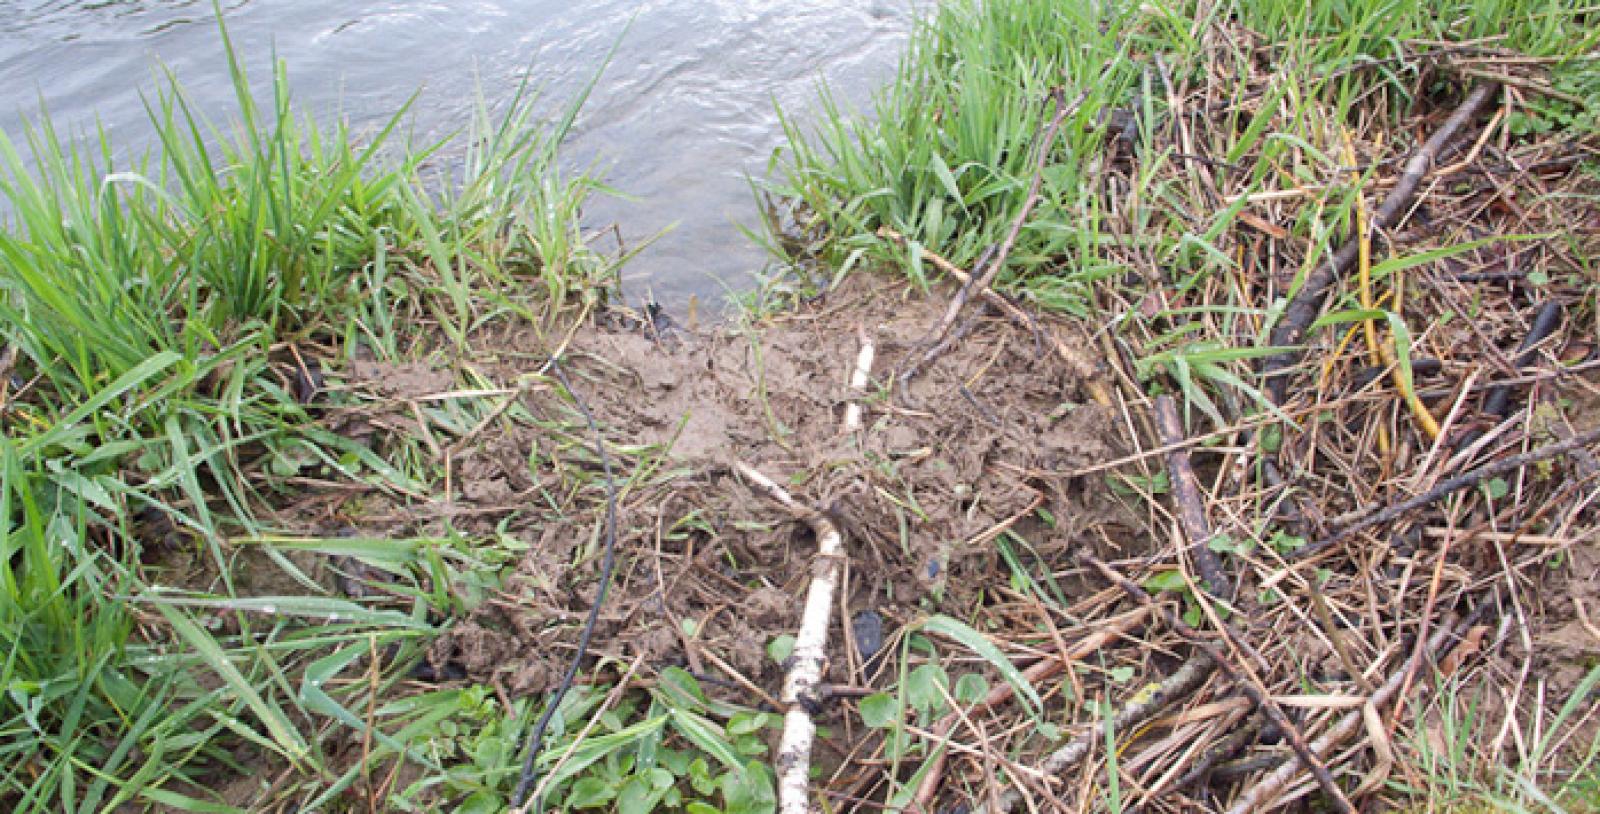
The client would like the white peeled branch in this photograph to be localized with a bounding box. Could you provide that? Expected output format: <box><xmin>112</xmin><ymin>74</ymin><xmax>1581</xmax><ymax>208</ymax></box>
<box><xmin>737</xmin><ymin>330</ymin><xmax>873</xmax><ymax>814</ymax></box>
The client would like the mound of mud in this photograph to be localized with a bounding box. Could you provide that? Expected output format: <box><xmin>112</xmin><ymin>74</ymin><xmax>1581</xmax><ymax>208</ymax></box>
<box><xmin>421</xmin><ymin>275</ymin><xmax>1138</xmax><ymax>711</ymax></box>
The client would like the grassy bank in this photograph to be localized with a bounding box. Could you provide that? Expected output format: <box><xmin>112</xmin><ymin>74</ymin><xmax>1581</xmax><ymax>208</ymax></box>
<box><xmin>2</xmin><ymin>0</ymin><xmax>1598</xmax><ymax>812</ymax></box>
<box><xmin>0</xmin><ymin>11</ymin><xmax>622</xmax><ymax>811</ymax></box>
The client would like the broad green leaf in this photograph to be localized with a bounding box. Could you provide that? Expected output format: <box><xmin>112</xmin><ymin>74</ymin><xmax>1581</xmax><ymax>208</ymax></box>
<box><xmin>858</xmin><ymin>693</ymin><xmax>899</xmax><ymax>729</ymax></box>
<box><xmin>953</xmin><ymin>673</ymin><xmax>990</xmax><ymax>705</ymax></box>
<box><xmin>656</xmin><ymin>667</ymin><xmax>708</xmax><ymax>713</ymax></box>
<box><xmin>688</xmin><ymin>757</ymin><xmax>718</xmax><ymax>796</ymax></box>
<box><xmin>727</xmin><ymin>711</ymin><xmax>775</xmax><ymax>737</ymax></box>
<box><xmin>567</xmin><ymin>776</ymin><xmax>616</xmax><ymax>809</ymax></box>
<box><xmin>722</xmin><ymin>759</ymin><xmax>776</xmax><ymax>814</ymax></box>
<box><xmin>616</xmin><ymin>768</ymin><xmax>676</xmax><ymax>814</ymax></box>
<box><xmin>1142</xmin><ymin>570</ymin><xmax>1189</xmax><ymax>593</ymax></box>
<box><xmin>457</xmin><ymin>791</ymin><xmax>504</xmax><ymax>814</ymax></box>
<box><xmin>766</xmin><ymin>634</ymin><xmax>796</xmax><ymax>664</ymax></box>
<box><xmin>905</xmin><ymin>663</ymin><xmax>950</xmax><ymax>714</ymax></box>
<box><xmin>1485</xmin><ymin>477</ymin><xmax>1510</xmax><ymax>500</ymax></box>
<box><xmin>669</xmin><ymin>708</ymin><xmax>742</xmax><ymax>770</ymax></box>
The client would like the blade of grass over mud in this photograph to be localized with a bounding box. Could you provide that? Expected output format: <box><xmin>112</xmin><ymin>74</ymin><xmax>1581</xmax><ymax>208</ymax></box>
<box><xmin>150</xmin><ymin>602</ymin><xmax>309</xmax><ymax>764</ymax></box>
<box><xmin>921</xmin><ymin>615</ymin><xmax>1044</xmax><ymax>722</ymax></box>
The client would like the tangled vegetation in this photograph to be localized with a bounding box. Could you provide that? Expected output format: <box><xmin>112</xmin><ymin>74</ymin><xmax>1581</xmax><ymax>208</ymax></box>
<box><xmin>1</xmin><ymin>0</ymin><xmax>1598</xmax><ymax>812</ymax></box>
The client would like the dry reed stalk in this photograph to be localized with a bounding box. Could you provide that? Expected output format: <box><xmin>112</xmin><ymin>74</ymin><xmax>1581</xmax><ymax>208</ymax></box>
<box><xmin>915</xmin><ymin>607</ymin><xmax>1154</xmax><ymax>810</ymax></box>
<box><xmin>1223</xmin><ymin>614</ymin><xmax>1479</xmax><ymax>813</ymax></box>
<box><xmin>1084</xmin><ymin>554</ymin><xmax>1358</xmax><ymax>814</ymax></box>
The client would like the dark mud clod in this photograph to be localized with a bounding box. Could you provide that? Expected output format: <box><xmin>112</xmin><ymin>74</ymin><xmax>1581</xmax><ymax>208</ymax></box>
<box><xmin>851</xmin><ymin>610</ymin><xmax>885</xmax><ymax>665</ymax></box>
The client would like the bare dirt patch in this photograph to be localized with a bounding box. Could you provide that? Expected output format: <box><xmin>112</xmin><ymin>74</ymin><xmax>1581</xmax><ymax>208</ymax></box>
<box><xmin>417</xmin><ymin>274</ymin><xmax>1137</xmax><ymax>708</ymax></box>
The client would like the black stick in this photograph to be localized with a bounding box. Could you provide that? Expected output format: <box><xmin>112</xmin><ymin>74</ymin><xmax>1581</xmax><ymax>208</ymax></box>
<box><xmin>511</xmin><ymin>358</ymin><xmax>622</xmax><ymax>810</ymax></box>
<box><xmin>1454</xmin><ymin>300</ymin><xmax>1563</xmax><ymax>452</ymax></box>
<box><xmin>1292</xmin><ymin>423</ymin><xmax>1600</xmax><ymax>561</ymax></box>
<box><xmin>1482</xmin><ymin>301</ymin><xmax>1564</xmax><ymax>417</ymax></box>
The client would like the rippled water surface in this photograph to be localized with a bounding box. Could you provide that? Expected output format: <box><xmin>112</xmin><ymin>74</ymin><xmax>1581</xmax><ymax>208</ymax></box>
<box><xmin>0</xmin><ymin>1</ymin><xmax>913</xmax><ymax>310</ymax></box>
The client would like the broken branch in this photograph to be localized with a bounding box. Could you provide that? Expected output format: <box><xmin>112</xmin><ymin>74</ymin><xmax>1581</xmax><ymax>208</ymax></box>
<box><xmin>742</xmin><ymin>330</ymin><xmax>875</xmax><ymax>814</ymax></box>
<box><xmin>1292</xmin><ymin>423</ymin><xmax>1600</xmax><ymax>561</ymax></box>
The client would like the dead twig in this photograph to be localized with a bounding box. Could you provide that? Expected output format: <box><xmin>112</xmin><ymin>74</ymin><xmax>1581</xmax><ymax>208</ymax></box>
<box><xmin>877</xmin><ymin>226</ymin><xmax>1115</xmax><ymax>408</ymax></box>
<box><xmin>1262</xmin><ymin>83</ymin><xmax>1499</xmax><ymax>403</ymax></box>
<box><xmin>1144</xmin><ymin>710</ymin><xmax>1268</xmax><ymax>804</ymax></box>
<box><xmin>901</xmin><ymin>84</ymin><xmax>1092</xmax><ymax>382</ymax></box>
<box><xmin>1083</xmin><ymin>554</ymin><xmax>1357</xmax><ymax>814</ymax></box>
<box><xmin>1457</xmin><ymin>300</ymin><xmax>1564</xmax><ymax>451</ymax></box>
<box><xmin>1153</xmin><ymin>395</ymin><xmax>1234</xmax><ymax>599</ymax></box>
<box><xmin>1292</xmin><ymin>423</ymin><xmax>1600</xmax><ymax>561</ymax></box>
<box><xmin>917</xmin><ymin>607</ymin><xmax>1154</xmax><ymax>810</ymax></box>
<box><xmin>975</xmin><ymin>652</ymin><xmax>1217</xmax><ymax>814</ymax></box>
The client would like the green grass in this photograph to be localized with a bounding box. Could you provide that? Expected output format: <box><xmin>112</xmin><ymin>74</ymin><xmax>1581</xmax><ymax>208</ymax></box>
<box><xmin>768</xmin><ymin>0</ymin><xmax>1597</xmax><ymax>293</ymax></box>
<box><xmin>769</xmin><ymin>0</ymin><xmax>1142</xmax><ymax>315</ymax></box>
<box><xmin>1391</xmin><ymin>665</ymin><xmax>1600</xmax><ymax>813</ymax></box>
<box><xmin>764</xmin><ymin>0</ymin><xmax>1597</xmax><ymax>429</ymax></box>
<box><xmin>760</xmin><ymin>1</ymin><xmax>1600</xmax><ymax>811</ymax></box>
<box><xmin>0</xmin><ymin>4</ymin><xmax>622</xmax><ymax>810</ymax></box>
<box><xmin>3</xmin><ymin>0</ymin><xmax>1595</xmax><ymax>809</ymax></box>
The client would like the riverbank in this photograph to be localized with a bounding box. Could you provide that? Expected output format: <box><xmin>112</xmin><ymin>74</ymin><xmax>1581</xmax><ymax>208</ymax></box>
<box><xmin>3</xmin><ymin>0</ymin><xmax>1599</xmax><ymax>812</ymax></box>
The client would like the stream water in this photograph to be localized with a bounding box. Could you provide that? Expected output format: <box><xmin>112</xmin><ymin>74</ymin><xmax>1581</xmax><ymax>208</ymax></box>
<box><xmin>0</xmin><ymin>0</ymin><xmax>913</xmax><ymax>311</ymax></box>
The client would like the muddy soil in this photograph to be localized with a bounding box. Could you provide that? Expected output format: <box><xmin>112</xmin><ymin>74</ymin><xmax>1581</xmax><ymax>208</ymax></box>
<box><xmin>406</xmin><ymin>275</ymin><xmax>1139</xmax><ymax>710</ymax></box>
<box><xmin>245</xmin><ymin>269</ymin><xmax>1600</xmax><ymax>811</ymax></box>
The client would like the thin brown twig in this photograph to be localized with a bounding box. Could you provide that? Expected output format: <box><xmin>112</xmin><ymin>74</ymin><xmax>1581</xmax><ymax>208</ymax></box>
<box><xmin>915</xmin><ymin>608</ymin><xmax>1153</xmax><ymax>810</ymax></box>
<box><xmin>1292</xmin><ymin>423</ymin><xmax>1600</xmax><ymax>561</ymax></box>
<box><xmin>877</xmin><ymin>226</ymin><xmax>1115</xmax><ymax>408</ymax></box>
<box><xmin>974</xmin><ymin>650</ymin><xmax>1215</xmax><ymax>814</ymax></box>
<box><xmin>1082</xmin><ymin>554</ymin><xmax>1357</xmax><ymax>814</ymax></box>
<box><xmin>1142</xmin><ymin>710</ymin><xmax>1268</xmax><ymax>805</ymax></box>
<box><xmin>1153</xmin><ymin>395</ymin><xmax>1234</xmax><ymax>599</ymax></box>
<box><xmin>900</xmin><ymin>84</ymin><xmax>1093</xmax><ymax>382</ymax></box>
